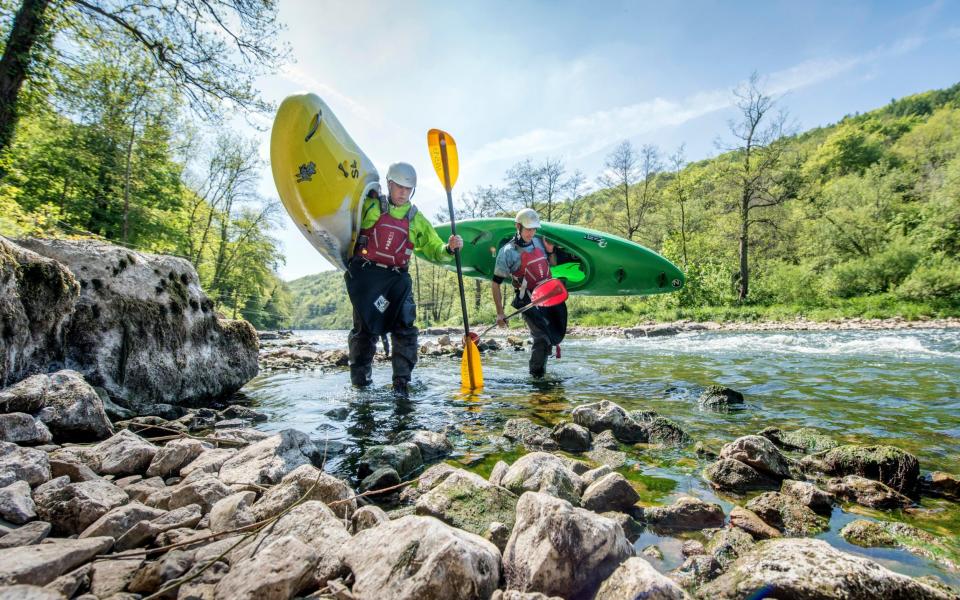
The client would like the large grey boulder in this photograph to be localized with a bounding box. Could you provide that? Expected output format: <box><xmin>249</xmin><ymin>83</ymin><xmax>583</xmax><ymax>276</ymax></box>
<box><xmin>250</xmin><ymin>463</ymin><xmax>356</xmax><ymax>521</ymax></box>
<box><xmin>0</xmin><ymin>413</ymin><xmax>52</xmax><ymax>445</ymax></box>
<box><xmin>146</xmin><ymin>438</ymin><xmax>209</xmax><ymax>478</ymax></box>
<box><xmin>571</xmin><ymin>400</ymin><xmax>647</xmax><ymax>443</ymax></box>
<box><xmin>0</xmin><ymin>441</ymin><xmax>50</xmax><ymax>487</ymax></box>
<box><xmin>0</xmin><ymin>480</ymin><xmax>36</xmax><ymax>523</ymax></box>
<box><xmin>801</xmin><ymin>444</ymin><xmax>920</xmax><ymax>495</ymax></box>
<box><xmin>699</xmin><ymin>538</ymin><xmax>956</xmax><ymax>599</ymax></box>
<box><xmin>0</xmin><ymin>371</ymin><xmax>113</xmax><ymax>442</ymax></box>
<box><xmin>594</xmin><ymin>556</ymin><xmax>691</xmax><ymax>600</ymax></box>
<box><xmin>218</xmin><ymin>429</ymin><xmax>319</xmax><ymax>485</ymax></box>
<box><xmin>500</xmin><ymin>452</ymin><xmax>584</xmax><ymax>505</ymax></box>
<box><xmin>503</xmin><ymin>491</ymin><xmax>633</xmax><ymax>600</ymax></box>
<box><xmin>214</xmin><ymin>535</ymin><xmax>318</xmax><ymax>600</ymax></box>
<box><xmin>232</xmin><ymin>501</ymin><xmax>349</xmax><ymax>585</ymax></box>
<box><xmin>643</xmin><ymin>496</ymin><xmax>724</xmax><ymax>531</ymax></box>
<box><xmin>704</xmin><ymin>458</ymin><xmax>779</xmax><ymax>494</ymax></box>
<box><xmin>0</xmin><ymin>536</ymin><xmax>114</xmax><ymax>586</ymax></box>
<box><xmin>94</xmin><ymin>429</ymin><xmax>157</xmax><ymax>475</ymax></box>
<box><xmin>415</xmin><ymin>468</ymin><xmax>518</xmax><ymax>535</ymax></box>
<box><xmin>16</xmin><ymin>238</ymin><xmax>258</xmax><ymax>409</ymax></box>
<box><xmin>32</xmin><ymin>476</ymin><xmax>129</xmax><ymax>535</ymax></box>
<box><xmin>719</xmin><ymin>435</ymin><xmax>791</xmax><ymax>480</ymax></box>
<box><xmin>341</xmin><ymin>515</ymin><xmax>501</xmax><ymax>600</ymax></box>
<box><xmin>0</xmin><ymin>236</ymin><xmax>78</xmax><ymax>388</ymax></box>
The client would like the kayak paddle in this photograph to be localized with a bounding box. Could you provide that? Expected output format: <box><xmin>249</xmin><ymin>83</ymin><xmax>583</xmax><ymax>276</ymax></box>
<box><xmin>470</xmin><ymin>279</ymin><xmax>568</xmax><ymax>342</ymax></box>
<box><xmin>427</xmin><ymin>129</ymin><xmax>483</xmax><ymax>391</ymax></box>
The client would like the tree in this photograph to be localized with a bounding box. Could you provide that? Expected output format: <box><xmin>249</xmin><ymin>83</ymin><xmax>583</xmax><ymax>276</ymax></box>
<box><xmin>458</xmin><ymin>185</ymin><xmax>501</xmax><ymax>310</ymax></box>
<box><xmin>719</xmin><ymin>73</ymin><xmax>797</xmax><ymax>301</ymax></box>
<box><xmin>598</xmin><ymin>140</ymin><xmax>642</xmax><ymax>240</ymax></box>
<box><xmin>668</xmin><ymin>144</ymin><xmax>689</xmax><ymax>268</ymax></box>
<box><xmin>0</xmin><ymin>0</ymin><xmax>286</xmax><ymax>157</ymax></box>
<box><xmin>504</xmin><ymin>158</ymin><xmax>543</xmax><ymax>212</ymax></box>
<box><xmin>540</xmin><ymin>157</ymin><xmax>565</xmax><ymax>221</ymax></box>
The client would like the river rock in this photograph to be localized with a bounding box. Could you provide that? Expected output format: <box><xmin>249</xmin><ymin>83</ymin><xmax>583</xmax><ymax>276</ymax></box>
<box><xmin>641</xmin><ymin>415</ymin><xmax>691</xmax><ymax>447</ymax></box>
<box><xmin>744</xmin><ymin>491</ymin><xmax>828</xmax><ymax>536</ymax></box>
<box><xmin>89</xmin><ymin>555</ymin><xmax>144</xmax><ymax>597</ymax></box>
<box><xmin>582</xmin><ymin>465</ymin><xmax>613</xmax><ymax>486</ymax></box>
<box><xmin>780</xmin><ymin>478</ymin><xmax>834</xmax><ymax>515</ymax></box>
<box><xmin>16</xmin><ymin>238</ymin><xmax>259</xmax><ymax>410</ymax></box>
<box><xmin>342</xmin><ymin>514</ymin><xmax>500</xmax><ymax>600</ymax></box>
<box><xmin>697</xmin><ymin>386</ymin><xmax>744</xmax><ymax>410</ymax></box>
<box><xmin>802</xmin><ymin>444</ymin><xmax>920</xmax><ymax>495</ymax></box>
<box><xmin>922</xmin><ymin>471</ymin><xmax>960</xmax><ymax>502</ymax></box>
<box><xmin>208</xmin><ymin>491</ymin><xmax>256</xmax><ymax>533</ymax></box>
<box><xmin>0</xmin><ymin>413</ymin><xmax>52</xmax><ymax>445</ymax></box>
<box><xmin>491</xmin><ymin>590</ymin><xmax>565</xmax><ymax>600</ymax></box>
<box><xmin>704</xmin><ymin>458</ymin><xmax>779</xmax><ymax>493</ymax></box>
<box><xmin>357</xmin><ymin>442</ymin><xmax>422</xmax><ymax>479</ymax></box>
<box><xmin>0</xmin><ymin>440</ymin><xmax>50</xmax><ymax>486</ymax></box>
<box><xmin>668</xmin><ymin>554</ymin><xmax>720</xmax><ymax>592</ymax></box>
<box><xmin>168</xmin><ymin>475</ymin><xmax>232</xmax><ymax>512</ymax></box>
<box><xmin>593</xmin><ymin>556</ymin><xmax>691</xmax><ymax>599</ymax></box>
<box><xmin>113</xmin><ymin>503</ymin><xmax>202</xmax><ymax>551</ymax></box>
<box><xmin>360</xmin><ymin>466</ymin><xmax>401</xmax><ymax>494</ymax></box>
<box><xmin>0</xmin><ymin>520</ymin><xmax>50</xmax><ymax>548</ymax></box>
<box><xmin>840</xmin><ymin>519</ymin><xmax>960</xmax><ymax>572</ymax></box>
<box><xmin>0</xmin><ymin>236</ymin><xmax>78</xmax><ymax>392</ymax></box>
<box><xmin>728</xmin><ymin>506</ymin><xmax>781</xmax><ymax>540</ymax></box>
<box><xmin>49</xmin><ymin>455</ymin><xmax>100</xmax><ymax>483</ymax></box>
<box><xmin>500</xmin><ymin>452</ymin><xmax>584</xmax><ymax>505</ymax></box>
<box><xmin>78</xmin><ymin>501</ymin><xmax>165</xmax><ymax>540</ymax></box>
<box><xmin>146</xmin><ymin>438</ymin><xmax>209</xmax><ymax>478</ymax></box>
<box><xmin>825</xmin><ymin>474</ymin><xmax>913</xmax><ymax>509</ymax></box>
<box><xmin>1</xmin><ymin>371</ymin><xmax>113</xmax><ymax>442</ymax></box>
<box><xmin>503</xmin><ymin>491</ymin><xmax>633</xmax><ymax>600</ymax></box>
<box><xmin>719</xmin><ymin>435</ymin><xmax>791</xmax><ymax>479</ymax></box>
<box><xmin>593</xmin><ymin>429</ymin><xmax>620</xmax><ymax>450</ymax></box>
<box><xmin>571</xmin><ymin>400</ymin><xmax>647</xmax><ymax>443</ymax></box>
<box><xmin>586</xmin><ymin>447</ymin><xmax>628</xmax><ymax>469</ymax></box>
<box><xmin>208</xmin><ymin>427</ymin><xmax>270</xmax><ymax>446</ymax></box>
<box><xmin>350</xmin><ymin>505</ymin><xmax>389</xmax><ymax>533</ymax></box>
<box><xmin>487</xmin><ymin>460</ymin><xmax>509</xmax><ymax>488</ymax></box>
<box><xmin>234</xmin><ymin>500</ymin><xmax>349</xmax><ymax>584</ymax></box>
<box><xmin>503</xmin><ymin>418</ymin><xmax>559</xmax><ymax>451</ymax></box>
<box><xmin>251</xmin><ymin>463</ymin><xmax>356</xmax><ymax>521</ymax></box>
<box><xmin>219</xmin><ymin>404</ymin><xmax>268</xmax><ymax>422</ymax></box>
<box><xmin>582</xmin><ymin>472</ymin><xmax>640</xmax><ymax>513</ymax></box>
<box><xmin>395</xmin><ymin>429</ymin><xmax>453</xmax><ymax>460</ymax></box>
<box><xmin>215</xmin><ymin>535</ymin><xmax>318</xmax><ymax>599</ymax></box>
<box><xmin>705</xmin><ymin>526</ymin><xmax>756</xmax><ymax>570</ymax></box>
<box><xmin>416</xmin><ymin>469</ymin><xmax>518</xmax><ymax>536</ymax></box>
<box><xmin>759</xmin><ymin>426</ymin><xmax>837</xmax><ymax>453</ymax></box>
<box><xmin>0</xmin><ymin>585</ymin><xmax>63</xmax><ymax>600</ymax></box>
<box><xmin>0</xmin><ymin>536</ymin><xmax>113</xmax><ymax>586</ymax></box>
<box><xmin>643</xmin><ymin>496</ymin><xmax>724</xmax><ymax>531</ymax></box>
<box><xmin>0</xmin><ymin>480</ymin><xmax>36</xmax><ymax>523</ymax></box>
<box><xmin>44</xmin><ymin>563</ymin><xmax>91</xmax><ymax>598</ymax></box>
<box><xmin>550</xmin><ymin>421</ymin><xmax>591</xmax><ymax>452</ymax></box>
<box><xmin>122</xmin><ymin>476</ymin><xmax>165</xmax><ymax>503</ymax></box>
<box><xmin>681</xmin><ymin>540</ymin><xmax>706</xmax><ymax>557</ymax></box>
<box><xmin>218</xmin><ymin>429</ymin><xmax>319</xmax><ymax>485</ymax></box>
<box><xmin>180</xmin><ymin>447</ymin><xmax>236</xmax><ymax>477</ymax></box>
<box><xmin>33</xmin><ymin>476</ymin><xmax>128</xmax><ymax>535</ymax></box>
<box><xmin>698</xmin><ymin>538</ymin><xmax>955</xmax><ymax>599</ymax></box>
<box><xmin>95</xmin><ymin>429</ymin><xmax>158</xmax><ymax>475</ymax></box>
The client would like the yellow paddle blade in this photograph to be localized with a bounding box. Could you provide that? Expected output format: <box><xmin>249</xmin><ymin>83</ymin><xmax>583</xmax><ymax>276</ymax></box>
<box><xmin>460</xmin><ymin>337</ymin><xmax>483</xmax><ymax>391</ymax></box>
<box><xmin>427</xmin><ymin>129</ymin><xmax>459</xmax><ymax>191</ymax></box>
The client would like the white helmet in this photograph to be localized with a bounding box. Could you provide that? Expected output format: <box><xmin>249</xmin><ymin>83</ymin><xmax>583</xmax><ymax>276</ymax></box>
<box><xmin>386</xmin><ymin>162</ymin><xmax>417</xmax><ymax>189</ymax></box>
<box><xmin>515</xmin><ymin>207</ymin><xmax>541</xmax><ymax>229</ymax></box>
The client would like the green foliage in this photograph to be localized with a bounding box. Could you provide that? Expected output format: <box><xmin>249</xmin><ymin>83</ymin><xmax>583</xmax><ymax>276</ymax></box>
<box><xmin>896</xmin><ymin>256</ymin><xmax>960</xmax><ymax>302</ymax></box>
<box><xmin>823</xmin><ymin>238</ymin><xmax>921</xmax><ymax>298</ymax></box>
<box><xmin>286</xmin><ymin>271</ymin><xmax>353</xmax><ymax>329</ymax></box>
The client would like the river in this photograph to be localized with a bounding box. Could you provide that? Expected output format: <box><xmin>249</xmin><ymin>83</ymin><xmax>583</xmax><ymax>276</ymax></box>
<box><xmin>241</xmin><ymin>327</ymin><xmax>960</xmax><ymax>585</ymax></box>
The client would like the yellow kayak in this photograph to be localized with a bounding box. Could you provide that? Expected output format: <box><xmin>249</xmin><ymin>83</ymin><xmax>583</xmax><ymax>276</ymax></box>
<box><xmin>270</xmin><ymin>93</ymin><xmax>379</xmax><ymax>270</ymax></box>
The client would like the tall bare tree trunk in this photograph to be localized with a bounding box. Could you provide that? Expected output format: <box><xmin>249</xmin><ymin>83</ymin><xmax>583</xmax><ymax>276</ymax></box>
<box><xmin>738</xmin><ymin>202</ymin><xmax>749</xmax><ymax>301</ymax></box>
<box><xmin>0</xmin><ymin>0</ymin><xmax>51</xmax><ymax>161</ymax></box>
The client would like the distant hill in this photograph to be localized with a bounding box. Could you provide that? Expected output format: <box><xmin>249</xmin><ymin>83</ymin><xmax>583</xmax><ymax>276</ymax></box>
<box><xmin>286</xmin><ymin>270</ymin><xmax>352</xmax><ymax>329</ymax></box>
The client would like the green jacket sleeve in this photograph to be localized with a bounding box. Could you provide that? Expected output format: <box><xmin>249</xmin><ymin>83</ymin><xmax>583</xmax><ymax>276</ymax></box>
<box><xmin>411</xmin><ymin>211</ymin><xmax>453</xmax><ymax>263</ymax></box>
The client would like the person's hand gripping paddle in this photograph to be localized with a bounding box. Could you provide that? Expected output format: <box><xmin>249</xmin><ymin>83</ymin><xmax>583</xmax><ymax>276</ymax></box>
<box><xmin>470</xmin><ymin>279</ymin><xmax>568</xmax><ymax>342</ymax></box>
<box><xmin>427</xmin><ymin>129</ymin><xmax>483</xmax><ymax>391</ymax></box>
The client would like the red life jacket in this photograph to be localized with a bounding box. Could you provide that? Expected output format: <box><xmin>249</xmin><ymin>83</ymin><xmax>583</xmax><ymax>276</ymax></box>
<box><xmin>512</xmin><ymin>240</ymin><xmax>551</xmax><ymax>299</ymax></box>
<box><xmin>356</xmin><ymin>198</ymin><xmax>418</xmax><ymax>268</ymax></box>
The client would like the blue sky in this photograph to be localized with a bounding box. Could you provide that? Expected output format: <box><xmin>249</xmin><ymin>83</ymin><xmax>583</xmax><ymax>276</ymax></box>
<box><xmin>253</xmin><ymin>0</ymin><xmax>960</xmax><ymax>280</ymax></box>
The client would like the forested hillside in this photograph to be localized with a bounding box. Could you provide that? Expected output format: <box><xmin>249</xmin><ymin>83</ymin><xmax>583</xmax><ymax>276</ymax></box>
<box><xmin>288</xmin><ymin>80</ymin><xmax>960</xmax><ymax>328</ymax></box>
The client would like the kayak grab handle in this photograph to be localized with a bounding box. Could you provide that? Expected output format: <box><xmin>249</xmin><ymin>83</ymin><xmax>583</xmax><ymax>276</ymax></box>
<box><xmin>305</xmin><ymin>111</ymin><xmax>321</xmax><ymax>142</ymax></box>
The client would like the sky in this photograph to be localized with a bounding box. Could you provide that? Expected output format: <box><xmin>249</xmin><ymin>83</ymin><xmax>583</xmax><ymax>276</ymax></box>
<box><xmin>250</xmin><ymin>0</ymin><xmax>960</xmax><ymax>281</ymax></box>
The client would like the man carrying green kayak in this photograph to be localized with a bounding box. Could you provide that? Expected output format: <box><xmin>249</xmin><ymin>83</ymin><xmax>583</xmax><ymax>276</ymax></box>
<box><xmin>346</xmin><ymin>162</ymin><xmax>463</xmax><ymax>395</ymax></box>
<box><xmin>491</xmin><ymin>208</ymin><xmax>569</xmax><ymax>378</ymax></box>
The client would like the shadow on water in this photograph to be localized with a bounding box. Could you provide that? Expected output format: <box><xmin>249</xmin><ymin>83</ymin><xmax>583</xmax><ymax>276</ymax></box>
<box><xmin>242</xmin><ymin>327</ymin><xmax>960</xmax><ymax>586</ymax></box>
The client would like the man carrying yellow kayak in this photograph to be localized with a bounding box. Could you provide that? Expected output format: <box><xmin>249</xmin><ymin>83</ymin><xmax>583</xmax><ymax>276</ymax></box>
<box><xmin>346</xmin><ymin>162</ymin><xmax>463</xmax><ymax>396</ymax></box>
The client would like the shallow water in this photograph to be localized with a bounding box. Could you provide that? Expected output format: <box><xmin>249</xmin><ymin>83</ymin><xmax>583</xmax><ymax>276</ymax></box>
<box><xmin>241</xmin><ymin>327</ymin><xmax>960</xmax><ymax>586</ymax></box>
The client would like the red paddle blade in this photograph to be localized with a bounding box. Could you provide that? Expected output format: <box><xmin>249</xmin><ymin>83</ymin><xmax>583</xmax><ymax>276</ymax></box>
<box><xmin>531</xmin><ymin>279</ymin><xmax>568</xmax><ymax>307</ymax></box>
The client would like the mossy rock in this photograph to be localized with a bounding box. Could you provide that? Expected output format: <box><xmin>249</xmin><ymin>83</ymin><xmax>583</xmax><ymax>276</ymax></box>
<box><xmin>841</xmin><ymin>519</ymin><xmax>960</xmax><ymax>573</ymax></box>
<box><xmin>760</xmin><ymin>426</ymin><xmax>838</xmax><ymax>453</ymax></box>
<box><xmin>807</xmin><ymin>444</ymin><xmax>920</xmax><ymax>496</ymax></box>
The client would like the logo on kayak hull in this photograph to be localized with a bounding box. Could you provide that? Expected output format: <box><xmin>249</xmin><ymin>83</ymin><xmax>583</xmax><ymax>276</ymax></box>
<box><xmin>583</xmin><ymin>234</ymin><xmax>607</xmax><ymax>248</ymax></box>
<box><xmin>296</xmin><ymin>162</ymin><xmax>316</xmax><ymax>183</ymax></box>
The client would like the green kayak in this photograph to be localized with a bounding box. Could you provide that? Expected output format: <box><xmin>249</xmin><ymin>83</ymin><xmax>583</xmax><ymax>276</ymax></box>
<box><xmin>418</xmin><ymin>218</ymin><xmax>685</xmax><ymax>296</ymax></box>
